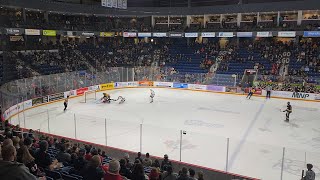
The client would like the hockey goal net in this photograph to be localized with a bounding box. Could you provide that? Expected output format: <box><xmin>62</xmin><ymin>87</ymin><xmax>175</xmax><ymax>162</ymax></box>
<box><xmin>83</xmin><ymin>90</ymin><xmax>97</xmax><ymax>103</ymax></box>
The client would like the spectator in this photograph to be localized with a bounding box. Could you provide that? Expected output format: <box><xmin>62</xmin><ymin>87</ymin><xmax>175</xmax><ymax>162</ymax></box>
<box><xmin>131</xmin><ymin>163</ymin><xmax>147</xmax><ymax>180</ymax></box>
<box><xmin>197</xmin><ymin>172</ymin><xmax>204</xmax><ymax>180</ymax></box>
<box><xmin>135</xmin><ymin>152</ymin><xmax>143</xmax><ymax>163</ymax></box>
<box><xmin>2</xmin><ymin>138</ymin><xmax>13</xmax><ymax>147</ymax></box>
<box><xmin>149</xmin><ymin>167</ymin><xmax>160</xmax><ymax>180</ymax></box>
<box><xmin>73</xmin><ymin>148</ymin><xmax>88</xmax><ymax>172</ymax></box>
<box><xmin>84</xmin><ymin>145</ymin><xmax>92</xmax><ymax>161</ymax></box>
<box><xmin>161</xmin><ymin>154</ymin><xmax>172</xmax><ymax>171</ymax></box>
<box><xmin>82</xmin><ymin>155</ymin><xmax>105</xmax><ymax>180</ymax></box>
<box><xmin>189</xmin><ymin>168</ymin><xmax>197</xmax><ymax>180</ymax></box>
<box><xmin>177</xmin><ymin>167</ymin><xmax>190</xmax><ymax>180</ymax></box>
<box><xmin>304</xmin><ymin>163</ymin><xmax>315</xmax><ymax>180</ymax></box>
<box><xmin>119</xmin><ymin>159</ymin><xmax>132</xmax><ymax>179</ymax></box>
<box><xmin>56</xmin><ymin>143</ymin><xmax>71</xmax><ymax>164</ymax></box>
<box><xmin>34</xmin><ymin>140</ymin><xmax>58</xmax><ymax>170</ymax></box>
<box><xmin>0</xmin><ymin>144</ymin><xmax>37</xmax><ymax>180</ymax></box>
<box><xmin>12</xmin><ymin>136</ymin><xmax>20</xmax><ymax>150</ymax></box>
<box><xmin>143</xmin><ymin>152</ymin><xmax>152</xmax><ymax>167</ymax></box>
<box><xmin>124</xmin><ymin>153</ymin><xmax>133</xmax><ymax>169</ymax></box>
<box><xmin>152</xmin><ymin>159</ymin><xmax>161</xmax><ymax>169</ymax></box>
<box><xmin>104</xmin><ymin>159</ymin><xmax>123</xmax><ymax>180</ymax></box>
<box><xmin>20</xmin><ymin>145</ymin><xmax>43</xmax><ymax>177</ymax></box>
<box><xmin>17</xmin><ymin>137</ymin><xmax>34</xmax><ymax>162</ymax></box>
<box><xmin>161</xmin><ymin>166</ymin><xmax>177</xmax><ymax>180</ymax></box>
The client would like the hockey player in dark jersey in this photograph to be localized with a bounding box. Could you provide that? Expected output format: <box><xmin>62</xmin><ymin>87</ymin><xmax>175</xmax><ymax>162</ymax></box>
<box><xmin>246</xmin><ymin>87</ymin><xmax>255</xmax><ymax>99</ymax></box>
<box><xmin>283</xmin><ymin>102</ymin><xmax>292</xmax><ymax>122</ymax></box>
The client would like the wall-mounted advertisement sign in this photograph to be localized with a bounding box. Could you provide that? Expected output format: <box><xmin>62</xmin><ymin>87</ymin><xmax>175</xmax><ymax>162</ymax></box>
<box><xmin>25</xmin><ymin>29</ymin><xmax>41</xmax><ymax>35</ymax></box>
<box><xmin>169</xmin><ymin>33</ymin><xmax>183</xmax><ymax>38</ymax></box>
<box><xmin>303</xmin><ymin>31</ymin><xmax>320</xmax><ymax>37</ymax></box>
<box><xmin>278</xmin><ymin>31</ymin><xmax>296</xmax><ymax>37</ymax></box>
<box><xmin>43</xmin><ymin>30</ymin><xmax>57</xmax><ymax>36</ymax></box>
<box><xmin>138</xmin><ymin>32</ymin><xmax>152</xmax><ymax>37</ymax></box>
<box><xmin>123</xmin><ymin>32</ymin><xmax>137</xmax><ymax>37</ymax></box>
<box><xmin>184</xmin><ymin>33</ymin><xmax>198</xmax><ymax>38</ymax></box>
<box><xmin>237</xmin><ymin>32</ymin><xmax>253</xmax><ymax>37</ymax></box>
<box><xmin>218</xmin><ymin>32</ymin><xmax>234</xmax><ymax>37</ymax></box>
<box><xmin>201</xmin><ymin>32</ymin><xmax>215</xmax><ymax>37</ymax></box>
<box><xmin>153</xmin><ymin>32</ymin><xmax>167</xmax><ymax>37</ymax></box>
<box><xmin>256</xmin><ymin>32</ymin><xmax>272</xmax><ymax>37</ymax></box>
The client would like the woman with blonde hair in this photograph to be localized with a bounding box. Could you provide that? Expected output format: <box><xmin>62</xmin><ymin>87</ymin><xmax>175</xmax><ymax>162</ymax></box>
<box><xmin>20</xmin><ymin>145</ymin><xmax>39</xmax><ymax>176</ymax></box>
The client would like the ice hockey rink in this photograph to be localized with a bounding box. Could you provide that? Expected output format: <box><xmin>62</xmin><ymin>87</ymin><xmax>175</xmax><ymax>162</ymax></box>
<box><xmin>9</xmin><ymin>88</ymin><xmax>320</xmax><ymax>180</ymax></box>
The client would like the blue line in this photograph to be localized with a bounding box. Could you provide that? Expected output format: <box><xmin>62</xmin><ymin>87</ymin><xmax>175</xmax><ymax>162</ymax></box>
<box><xmin>228</xmin><ymin>100</ymin><xmax>266</xmax><ymax>169</ymax></box>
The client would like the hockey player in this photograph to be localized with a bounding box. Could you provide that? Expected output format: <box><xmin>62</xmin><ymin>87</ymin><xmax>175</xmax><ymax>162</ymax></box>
<box><xmin>150</xmin><ymin>89</ymin><xmax>155</xmax><ymax>103</ymax></box>
<box><xmin>63</xmin><ymin>96</ymin><xmax>69</xmax><ymax>111</ymax></box>
<box><xmin>246</xmin><ymin>87</ymin><xmax>255</xmax><ymax>99</ymax></box>
<box><xmin>283</xmin><ymin>102</ymin><xmax>292</xmax><ymax>122</ymax></box>
<box><xmin>101</xmin><ymin>93</ymin><xmax>111</xmax><ymax>103</ymax></box>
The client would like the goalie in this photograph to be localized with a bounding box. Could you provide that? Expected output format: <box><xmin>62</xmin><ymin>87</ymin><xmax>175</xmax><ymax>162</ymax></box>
<box><xmin>101</xmin><ymin>93</ymin><xmax>111</xmax><ymax>103</ymax></box>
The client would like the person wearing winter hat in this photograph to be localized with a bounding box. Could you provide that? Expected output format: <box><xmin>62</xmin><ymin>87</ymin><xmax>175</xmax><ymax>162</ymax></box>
<box><xmin>104</xmin><ymin>159</ymin><xmax>123</xmax><ymax>180</ymax></box>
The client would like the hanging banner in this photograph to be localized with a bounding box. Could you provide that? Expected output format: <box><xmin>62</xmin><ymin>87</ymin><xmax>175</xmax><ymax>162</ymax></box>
<box><xmin>236</xmin><ymin>32</ymin><xmax>253</xmax><ymax>37</ymax></box>
<box><xmin>112</xmin><ymin>0</ymin><xmax>117</xmax><ymax>8</ymax></box>
<box><xmin>117</xmin><ymin>0</ymin><xmax>123</xmax><ymax>9</ymax></box>
<box><xmin>169</xmin><ymin>33</ymin><xmax>183</xmax><ymax>38</ymax></box>
<box><xmin>138</xmin><ymin>32</ymin><xmax>152</xmax><ymax>37</ymax></box>
<box><xmin>101</xmin><ymin>0</ymin><xmax>107</xmax><ymax>7</ymax></box>
<box><xmin>25</xmin><ymin>29</ymin><xmax>41</xmax><ymax>35</ymax></box>
<box><xmin>100</xmin><ymin>32</ymin><xmax>115</xmax><ymax>37</ymax></box>
<box><xmin>201</xmin><ymin>32</ymin><xmax>215</xmax><ymax>37</ymax></box>
<box><xmin>256</xmin><ymin>32</ymin><xmax>272</xmax><ymax>37</ymax></box>
<box><xmin>107</xmin><ymin>0</ymin><xmax>112</xmax><ymax>7</ymax></box>
<box><xmin>303</xmin><ymin>31</ymin><xmax>320</xmax><ymax>37</ymax></box>
<box><xmin>43</xmin><ymin>30</ymin><xmax>57</xmax><ymax>36</ymax></box>
<box><xmin>123</xmin><ymin>32</ymin><xmax>137</xmax><ymax>37</ymax></box>
<box><xmin>218</xmin><ymin>32</ymin><xmax>234</xmax><ymax>37</ymax></box>
<box><xmin>184</xmin><ymin>33</ymin><xmax>198</xmax><ymax>38</ymax></box>
<box><xmin>153</xmin><ymin>32</ymin><xmax>167</xmax><ymax>37</ymax></box>
<box><xmin>278</xmin><ymin>31</ymin><xmax>296</xmax><ymax>37</ymax></box>
<box><xmin>122</xmin><ymin>0</ymin><xmax>127</xmax><ymax>9</ymax></box>
<box><xmin>6</xmin><ymin>28</ymin><xmax>23</xmax><ymax>35</ymax></box>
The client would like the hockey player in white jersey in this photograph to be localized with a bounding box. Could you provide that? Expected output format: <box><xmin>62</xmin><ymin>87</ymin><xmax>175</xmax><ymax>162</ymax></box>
<box><xmin>150</xmin><ymin>89</ymin><xmax>155</xmax><ymax>103</ymax></box>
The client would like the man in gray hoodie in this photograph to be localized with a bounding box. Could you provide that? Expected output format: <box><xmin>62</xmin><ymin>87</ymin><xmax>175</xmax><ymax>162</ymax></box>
<box><xmin>0</xmin><ymin>144</ymin><xmax>38</xmax><ymax>180</ymax></box>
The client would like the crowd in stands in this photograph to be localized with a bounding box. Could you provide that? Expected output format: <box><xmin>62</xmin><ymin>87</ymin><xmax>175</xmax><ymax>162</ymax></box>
<box><xmin>0</xmin><ymin>121</ymin><xmax>205</xmax><ymax>180</ymax></box>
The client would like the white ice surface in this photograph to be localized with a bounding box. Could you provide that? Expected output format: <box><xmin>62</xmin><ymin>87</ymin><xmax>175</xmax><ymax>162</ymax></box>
<box><xmin>10</xmin><ymin>88</ymin><xmax>320</xmax><ymax>180</ymax></box>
